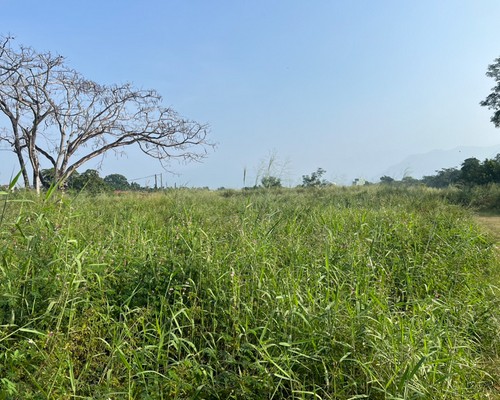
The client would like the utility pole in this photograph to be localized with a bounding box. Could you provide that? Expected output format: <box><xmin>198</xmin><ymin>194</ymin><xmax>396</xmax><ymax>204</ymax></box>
<box><xmin>154</xmin><ymin>174</ymin><xmax>158</xmax><ymax>189</ymax></box>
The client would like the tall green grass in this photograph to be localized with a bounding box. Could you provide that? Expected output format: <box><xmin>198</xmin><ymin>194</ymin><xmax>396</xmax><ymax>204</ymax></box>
<box><xmin>0</xmin><ymin>186</ymin><xmax>499</xmax><ymax>399</ymax></box>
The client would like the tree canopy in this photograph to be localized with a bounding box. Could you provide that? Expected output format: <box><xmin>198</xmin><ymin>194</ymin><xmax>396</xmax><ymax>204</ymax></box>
<box><xmin>481</xmin><ymin>56</ymin><xmax>500</xmax><ymax>128</ymax></box>
<box><xmin>301</xmin><ymin>168</ymin><xmax>329</xmax><ymax>187</ymax></box>
<box><xmin>0</xmin><ymin>36</ymin><xmax>212</xmax><ymax>193</ymax></box>
<box><xmin>261</xmin><ymin>175</ymin><xmax>282</xmax><ymax>188</ymax></box>
<box><xmin>104</xmin><ymin>174</ymin><xmax>130</xmax><ymax>191</ymax></box>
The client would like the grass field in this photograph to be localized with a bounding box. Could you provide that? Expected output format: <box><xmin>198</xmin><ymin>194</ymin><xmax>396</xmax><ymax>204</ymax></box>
<box><xmin>0</xmin><ymin>186</ymin><xmax>499</xmax><ymax>399</ymax></box>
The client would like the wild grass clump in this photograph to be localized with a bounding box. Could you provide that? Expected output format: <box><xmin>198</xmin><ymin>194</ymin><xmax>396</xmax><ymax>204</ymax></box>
<box><xmin>0</xmin><ymin>187</ymin><xmax>498</xmax><ymax>399</ymax></box>
<box><xmin>438</xmin><ymin>183</ymin><xmax>500</xmax><ymax>212</ymax></box>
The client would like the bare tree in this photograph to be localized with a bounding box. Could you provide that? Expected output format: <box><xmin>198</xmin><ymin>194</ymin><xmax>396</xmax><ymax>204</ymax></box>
<box><xmin>0</xmin><ymin>36</ymin><xmax>212</xmax><ymax>192</ymax></box>
<box><xmin>0</xmin><ymin>35</ymin><xmax>61</xmax><ymax>189</ymax></box>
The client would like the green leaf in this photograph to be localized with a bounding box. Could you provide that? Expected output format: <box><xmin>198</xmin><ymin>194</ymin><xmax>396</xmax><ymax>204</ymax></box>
<box><xmin>8</xmin><ymin>170</ymin><xmax>22</xmax><ymax>191</ymax></box>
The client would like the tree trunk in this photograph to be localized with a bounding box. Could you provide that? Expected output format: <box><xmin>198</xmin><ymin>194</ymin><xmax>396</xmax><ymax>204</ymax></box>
<box><xmin>13</xmin><ymin>140</ymin><xmax>30</xmax><ymax>188</ymax></box>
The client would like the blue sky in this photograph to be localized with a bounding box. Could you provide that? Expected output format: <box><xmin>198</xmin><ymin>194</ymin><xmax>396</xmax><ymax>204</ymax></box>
<box><xmin>1</xmin><ymin>1</ymin><xmax>500</xmax><ymax>187</ymax></box>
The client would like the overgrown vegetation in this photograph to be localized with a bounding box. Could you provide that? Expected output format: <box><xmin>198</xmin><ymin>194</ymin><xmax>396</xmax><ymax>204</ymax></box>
<box><xmin>0</xmin><ymin>186</ymin><xmax>498</xmax><ymax>399</ymax></box>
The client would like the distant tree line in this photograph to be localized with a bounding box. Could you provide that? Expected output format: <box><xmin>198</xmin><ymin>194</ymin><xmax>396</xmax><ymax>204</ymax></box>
<box><xmin>378</xmin><ymin>154</ymin><xmax>500</xmax><ymax>188</ymax></box>
<box><xmin>422</xmin><ymin>155</ymin><xmax>500</xmax><ymax>187</ymax></box>
<box><xmin>36</xmin><ymin>155</ymin><xmax>500</xmax><ymax>194</ymax></box>
<box><xmin>248</xmin><ymin>167</ymin><xmax>332</xmax><ymax>189</ymax></box>
<box><xmin>40</xmin><ymin>168</ymin><xmax>144</xmax><ymax>193</ymax></box>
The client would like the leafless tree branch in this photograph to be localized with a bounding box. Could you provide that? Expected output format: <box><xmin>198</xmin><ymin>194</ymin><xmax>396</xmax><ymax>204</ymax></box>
<box><xmin>0</xmin><ymin>35</ymin><xmax>213</xmax><ymax>192</ymax></box>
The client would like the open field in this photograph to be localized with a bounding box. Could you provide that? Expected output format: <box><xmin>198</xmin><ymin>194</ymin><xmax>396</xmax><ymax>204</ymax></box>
<box><xmin>0</xmin><ymin>186</ymin><xmax>499</xmax><ymax>399</ymax></box>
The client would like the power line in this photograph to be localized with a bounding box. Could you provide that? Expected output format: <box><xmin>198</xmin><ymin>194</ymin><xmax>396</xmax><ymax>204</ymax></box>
<box><xmin>129</xmin><ymin>174</ymin><xmax>158</xmax><ymax>182</ymax></box>
<box><xmin>129</xmin><ymin>173</ymin><xmax>165</xmax><ymax>188</ymax></box>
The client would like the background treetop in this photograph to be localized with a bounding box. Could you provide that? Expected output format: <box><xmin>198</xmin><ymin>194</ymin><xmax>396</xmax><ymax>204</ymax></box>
<box><xmin>481</xmin><ymin>56</ymin><xmax>500</xmax><ymax>128</ymax></box>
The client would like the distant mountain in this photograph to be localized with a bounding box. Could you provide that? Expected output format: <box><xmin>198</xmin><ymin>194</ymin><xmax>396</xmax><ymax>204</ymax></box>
<box><xmin>378</xmin><ymin>145</ymin><xmax>500</xmax><ymax>180</ymax></box>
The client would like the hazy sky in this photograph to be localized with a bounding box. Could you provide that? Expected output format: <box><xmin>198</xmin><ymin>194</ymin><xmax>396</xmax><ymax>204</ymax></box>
<box><xmin>1</xmin><ymin>1</ymin><xmax>500</xmax><ymax>187</ymax></box>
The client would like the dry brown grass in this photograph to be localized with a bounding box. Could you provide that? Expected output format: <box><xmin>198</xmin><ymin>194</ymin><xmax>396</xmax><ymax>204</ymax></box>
<box><xmin>474</xmin><ymin>214</ymin><xmax>500</xmax><ymax>400</ymax></box>
<box><xmin>474</xmin><ymin>215</ymin><xmax>500</xmax><ymax>243</ymax></box>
